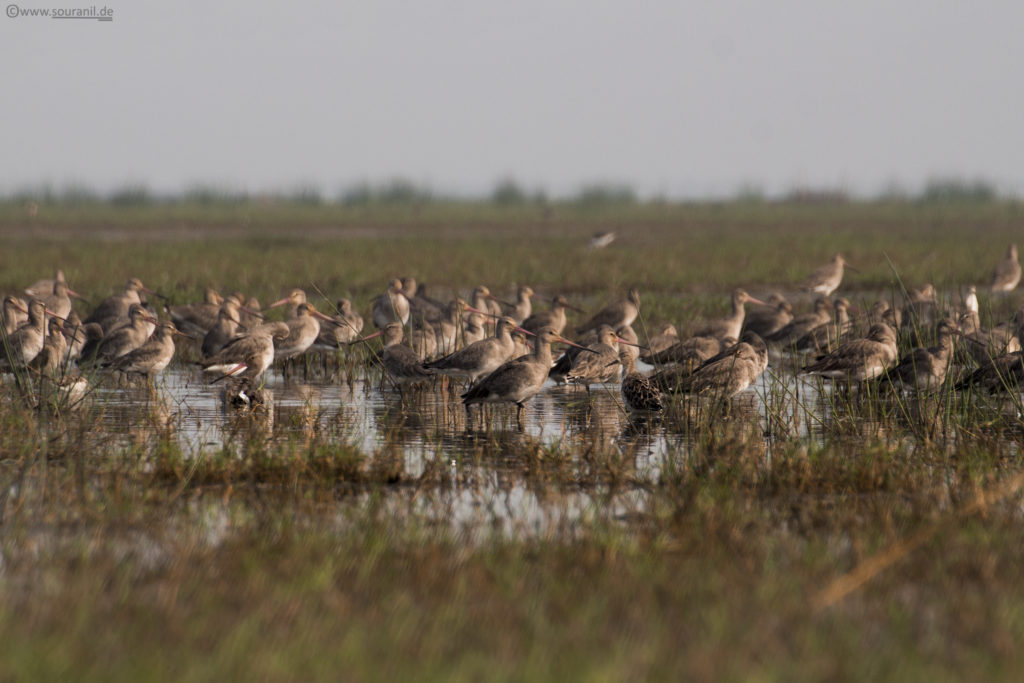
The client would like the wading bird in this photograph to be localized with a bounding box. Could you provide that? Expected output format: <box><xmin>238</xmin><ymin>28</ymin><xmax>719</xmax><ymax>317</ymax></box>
<box><xmin>461</xmin><ymin>327</ymin><xmax>591</xmax><ymax>421</ymax></box>
<box><xmin>801</xmin><ymin>323</ymin><xmax>898</xmax><ymax>382</ymax></box>
<box><xmin>989</xmin><ymin>244</ymin><xmax>1021</xmax><ymax>293</ymax></box>
<box><xmin>615</xmin><ymin>349</ymin><xmax>663</xmax><ymax>413</ymax></box>
<box><xmin>801</xmin><ymin>253</ymin><xmax>848</xmax><ymax>297</ymax></box>
<box><xmin>575</xmin><ymin>288</ymin><xmax>641</xmax><ymax>336</ymax></box>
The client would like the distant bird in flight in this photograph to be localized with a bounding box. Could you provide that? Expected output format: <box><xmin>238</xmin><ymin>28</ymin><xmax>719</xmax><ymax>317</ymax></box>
<box><xmin>588</xmin><ymin>231</ymin><xmax>616</xmax><ymax>249</ymax></box>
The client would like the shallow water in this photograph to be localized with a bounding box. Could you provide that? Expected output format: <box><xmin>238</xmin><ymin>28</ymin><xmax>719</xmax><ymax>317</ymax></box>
<box><xmin>27</xmin><ymin>350</ymin><xmax>1014</xmax><ymax>538</ymax></box>
<box><xmin>83</xmin><ymin>355</ymin><xmax>874</xmax><ymax>466</ymax></box>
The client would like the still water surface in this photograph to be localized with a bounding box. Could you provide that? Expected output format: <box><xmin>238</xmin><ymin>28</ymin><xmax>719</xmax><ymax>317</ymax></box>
<box><xmin>77</xmin><ymin>357</ymin><xmax>962</xmax><ymax>537</ymax></box>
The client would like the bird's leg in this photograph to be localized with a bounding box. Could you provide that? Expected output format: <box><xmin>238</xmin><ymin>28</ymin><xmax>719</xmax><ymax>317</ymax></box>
<box><xmin>719</xmin><ymin>397</ymin><xmax>732</xmax><ymax>420</ymax></box>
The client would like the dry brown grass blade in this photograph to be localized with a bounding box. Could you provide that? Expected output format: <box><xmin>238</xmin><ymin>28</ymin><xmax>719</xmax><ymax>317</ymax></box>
<box><xmin>813</xmin><ymin>470</ymin><xmax>1024</xmax><ymax>612</ymax></box>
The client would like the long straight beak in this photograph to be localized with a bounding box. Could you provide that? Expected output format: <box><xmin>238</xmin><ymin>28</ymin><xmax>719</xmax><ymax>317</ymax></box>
<box><xmin>555</xmin><ymin>334</ymin><xmax>597</xmax><ymax>353</ymax></box>
<box><xmin>66</xmin><ymin>288</ymin><xmax>85</xmax><ymax>300</ymax></box>
<box><xmin>746</xmin><ymin>296</ymin><xmax>768</xmax><ymax>307</ymax></box>
<box><xmin>211</xmin><ymin>362</ymin><xmax>247</xmax><ymax>383</ymax></box>
<box><xmin>142</xmin><ymin>286</ymin><xmax>169</xmax><ymax>301</ymax></box>
<box><xmin>465</xmin><ymin>305</ymin><xmax>498</xmax><ymax>318</ymax></box>
<box><xmin>239</xmin><ymin>306</ymin><xmax>264</xmax><ymax>320</ymax></box>
<box><xmin>327</xmin><ymin>316</ymin><xmax>360</xmax><ymax>332</ymax></box>
<box><xmin>267</xmin><ymin>298</ymin><xmax>291</xmax><ymax>309</ymax></box>
<box><xmin>350</xmin><ymin>330</ymin><xmax>384</xmax><ymax>345</ymax></box>
<box><xmin>18</xmin><ymin>302</ymin><xmax>65</xmax><ymax>322</ymax></box>
<box><xmin>615</xmin><ymin>337</ymin><xmax>648</xmax><ymax>350</ymax></box>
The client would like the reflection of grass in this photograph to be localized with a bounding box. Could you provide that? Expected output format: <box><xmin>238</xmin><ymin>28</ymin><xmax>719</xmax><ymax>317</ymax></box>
<box><xmin>2</xmin><ymin>397</ymin><xmax>1024</xmax><ymax>679</ymax></box>
<box><xmin>2</xmin><ymin>199</ymin><xmax>1024</xmax><ymax>677</ymax></box>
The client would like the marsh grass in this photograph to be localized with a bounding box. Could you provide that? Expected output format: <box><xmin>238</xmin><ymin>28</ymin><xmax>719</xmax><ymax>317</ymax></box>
<box><xmin>3</xmin><ymin>200</ymin><xmax>1024</xmax><ymax>679</ymax></box>
<box><xmin>4</xmin><ymin>389</ymin><xmax>1024</xmax><ymax>680</ymax></box>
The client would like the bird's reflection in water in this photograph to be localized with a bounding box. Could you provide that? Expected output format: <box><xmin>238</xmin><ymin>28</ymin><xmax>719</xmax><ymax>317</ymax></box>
<box><xmin>220</xmin><ymin>382</ymin><xmax>275</xmax><ymax>443</ymax></box>
<box><xmin>128</xmin><ymin>367</ymin><xmax>788</xmax><ymax>466</ymax></box>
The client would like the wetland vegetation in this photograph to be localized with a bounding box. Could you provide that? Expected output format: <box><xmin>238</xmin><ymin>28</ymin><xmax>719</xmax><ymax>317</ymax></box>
<box><xmin>3</xmin><ymin>196</ymin><xmax>1024</xmax><ymax>680</ymax></box>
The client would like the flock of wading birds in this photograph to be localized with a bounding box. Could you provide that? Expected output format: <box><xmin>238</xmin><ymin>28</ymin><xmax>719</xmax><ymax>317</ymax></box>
<box><xmin>3</xmin><ymin>244</ymin><xmax>1024</xmax><ymax>419</ymax></box>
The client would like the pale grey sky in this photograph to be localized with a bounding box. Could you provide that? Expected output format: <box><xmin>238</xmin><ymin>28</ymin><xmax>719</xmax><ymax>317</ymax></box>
<box><xmin>3</xmin><ymin>1</ymin><xmax>1022</xmax><ymax>199</ymax></box>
